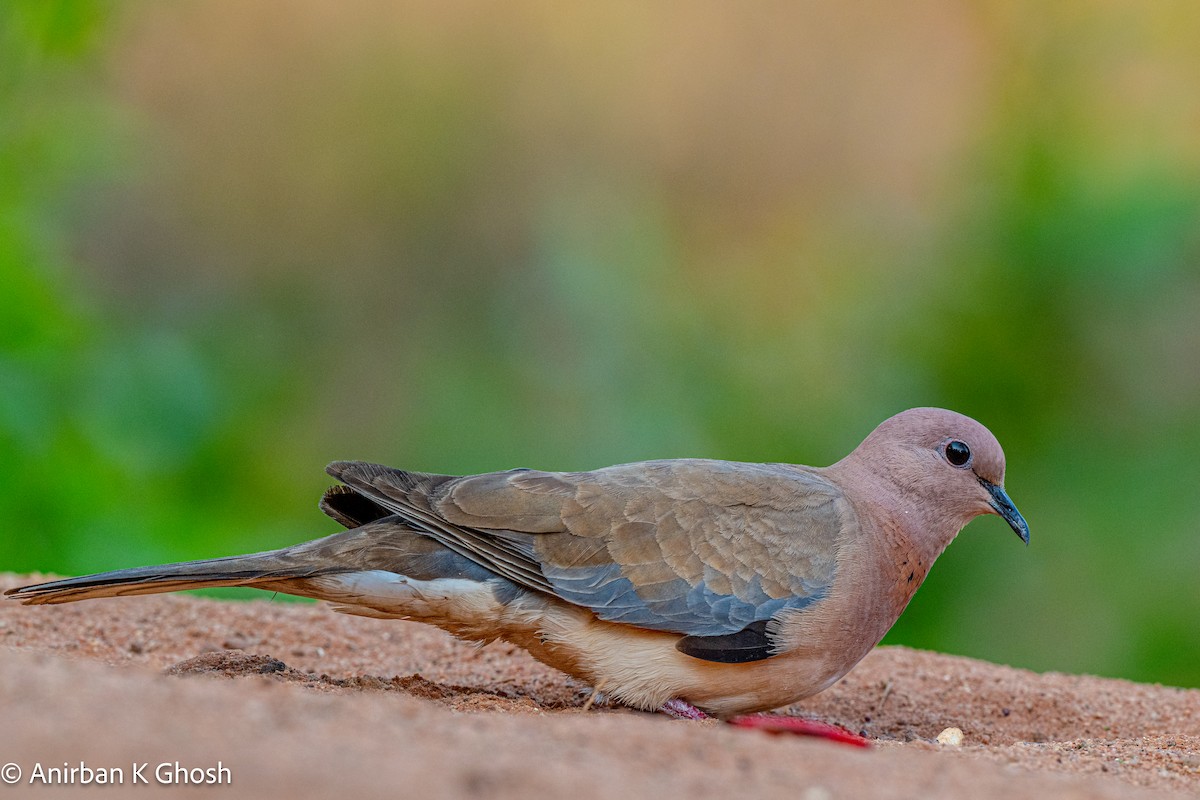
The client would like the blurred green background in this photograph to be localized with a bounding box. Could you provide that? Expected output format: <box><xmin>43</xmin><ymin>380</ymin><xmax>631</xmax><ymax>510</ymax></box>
<box><xmin>3</xmin><ymin>1</ymin><xmax>1199</xmax><ymax>687</ymax></box>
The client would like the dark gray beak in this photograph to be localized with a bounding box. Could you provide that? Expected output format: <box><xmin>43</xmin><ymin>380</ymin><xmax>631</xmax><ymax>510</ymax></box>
<box><xmin>979</xmin><ymin>478</ymin><xmax>1030</xmax><ymax>545</ymax></box>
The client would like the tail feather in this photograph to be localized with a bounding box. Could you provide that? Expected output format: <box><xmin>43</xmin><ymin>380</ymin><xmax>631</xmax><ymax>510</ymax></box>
<box><xmin>6</xmin><ymin>517</ymin><xmax>517</xmax><ymax>607</ymax></box>
<box><xmin>4</xmin><ymin>548</ymin><xmax>344</xmax><ymax>606</ymax></box>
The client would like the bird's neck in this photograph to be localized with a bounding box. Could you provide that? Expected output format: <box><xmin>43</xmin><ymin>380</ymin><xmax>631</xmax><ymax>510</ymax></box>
<box><xmin>822</xmin><ymin>457</ymin><xmax>962</xmax><ymax>570</ymax></box>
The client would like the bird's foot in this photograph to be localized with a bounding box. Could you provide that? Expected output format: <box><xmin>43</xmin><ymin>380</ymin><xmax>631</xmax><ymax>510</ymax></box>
<box><xmin>579</xmin><ymin>685</ymin><xmax>608</xmax><ymax>712</ymax></box>
<box><xmin>659</xmin><ymin>698</ymin><xmax>711</xmax><ymax>720</ymax></box>
<box><xmin>727</xmin><ymin>714</ymin><xmax>871</xmax><ymax>747</ymax></box>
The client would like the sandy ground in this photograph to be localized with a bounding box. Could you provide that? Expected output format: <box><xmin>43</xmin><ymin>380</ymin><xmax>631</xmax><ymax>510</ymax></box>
<box><xmin>1</xmin><ymin>574</ymin><xmax>1197</xmax><ymax>799</ymax></box>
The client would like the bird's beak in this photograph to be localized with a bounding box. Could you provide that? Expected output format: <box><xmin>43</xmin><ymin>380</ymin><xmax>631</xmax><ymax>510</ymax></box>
<box><xmin>979</xmin><ymin>478</ymin><xmax>1030</xmax><ymax>545</ymax></box>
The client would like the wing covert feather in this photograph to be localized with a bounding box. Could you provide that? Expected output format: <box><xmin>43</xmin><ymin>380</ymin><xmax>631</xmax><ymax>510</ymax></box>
<box><xmin>329</xmin><ymin>459</ymin><xmax>850</xmax><ymax>638</ymax></box>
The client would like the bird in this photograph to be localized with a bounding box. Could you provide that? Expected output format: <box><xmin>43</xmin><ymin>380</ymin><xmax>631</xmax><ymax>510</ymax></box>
<box><xmin>7</xmin><ymin>407</ymin><xmax>1028</xmax><ymax>723</ymax></box>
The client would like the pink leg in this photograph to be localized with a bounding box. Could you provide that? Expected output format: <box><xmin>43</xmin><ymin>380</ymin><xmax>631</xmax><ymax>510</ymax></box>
<box><xmin>658</xmin><ymin>698</ymin><xmax>711</xmax><ymax>720</ymax></box>
<box><xmin>727</xmin><ymin>714</ymin><xmax>871</xmax><ymax>747</ymax></box>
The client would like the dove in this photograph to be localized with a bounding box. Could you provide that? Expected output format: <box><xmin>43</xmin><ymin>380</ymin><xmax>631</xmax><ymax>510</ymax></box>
<box><xmin>7</xmin><ymin>407</ymin><xmax>1028</xmax><ymax>721</ymax></box>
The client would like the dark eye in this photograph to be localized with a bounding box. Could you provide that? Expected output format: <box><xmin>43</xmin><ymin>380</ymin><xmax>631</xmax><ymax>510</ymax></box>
<box><xmin>945</xmin><ymin>440</ymin><xmax>971</xmax><ymax>467</ymax></box>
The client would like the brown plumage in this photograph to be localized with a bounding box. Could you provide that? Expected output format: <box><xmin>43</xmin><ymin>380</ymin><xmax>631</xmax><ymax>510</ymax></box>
<box><xmin>6</xmin><ymin>407</ymin><xmax>1028</xmax><ymax>718</ymax></box>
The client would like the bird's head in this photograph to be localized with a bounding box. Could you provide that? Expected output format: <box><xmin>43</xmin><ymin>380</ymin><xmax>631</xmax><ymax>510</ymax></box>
<box><xmin>840</xmin><ymin>407</ymin><xmax>1030</xmax><ymax>546</ymax></box>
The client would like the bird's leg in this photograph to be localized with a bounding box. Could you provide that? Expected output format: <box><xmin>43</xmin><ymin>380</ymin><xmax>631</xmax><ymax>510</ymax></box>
<box><xmin>727</xmin><ymin>714</ymin><xmax>871</xmax><ymax>747</ymax></box>
<box><xmin>659</xmin><ymin>698</ymin><xmax>711</xmax><ymax>720</ymax></box>
<box><xmin>581</xmin><ymin>679</ymin><xmax>608</xmax><ymax>712</ymax></box>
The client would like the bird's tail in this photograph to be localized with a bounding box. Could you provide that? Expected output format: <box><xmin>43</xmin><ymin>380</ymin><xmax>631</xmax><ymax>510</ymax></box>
<box><xmin>6</xmin><ymin>480</ymin><xmax>416</xmax><ymax>607</ymax></box>
<box><xmin>6</xmin><ymin>544</ymin><xmax>352</xmax><ymax>606</ymax></box>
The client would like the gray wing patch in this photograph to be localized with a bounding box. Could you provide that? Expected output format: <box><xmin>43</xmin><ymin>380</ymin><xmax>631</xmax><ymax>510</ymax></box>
<box><xmin>542</xmin><ymin>562</ymin><xmax>828</xmax><ymax>636</ymax></box>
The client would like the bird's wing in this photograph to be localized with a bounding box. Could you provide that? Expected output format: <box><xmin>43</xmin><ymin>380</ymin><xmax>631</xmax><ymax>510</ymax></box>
<box><xmin>326</xmin><ymin>459</ymin><xmax>850</xmax><ymax>643</ymax></box>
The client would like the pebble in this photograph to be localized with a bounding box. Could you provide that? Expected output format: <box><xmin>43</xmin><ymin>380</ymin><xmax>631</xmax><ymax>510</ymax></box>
<box><xmin>936</xmin><ymin>727</ymin><xmax>964</xmax><ymax>746</ymax></box>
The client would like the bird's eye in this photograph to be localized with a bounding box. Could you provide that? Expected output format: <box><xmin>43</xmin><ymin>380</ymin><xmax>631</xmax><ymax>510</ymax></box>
<box><xmin>944</xmin><ymin>440</ymin><xmax>971</xmax><ymax>467</ymax></box>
